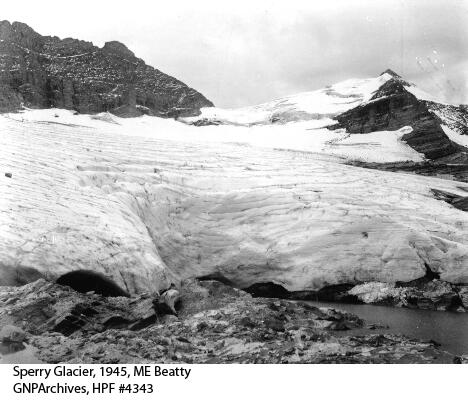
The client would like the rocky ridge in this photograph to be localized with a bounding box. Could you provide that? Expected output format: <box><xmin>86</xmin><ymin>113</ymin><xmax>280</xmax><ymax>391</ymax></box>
<box><xmin>330</xmin><ymin>72</ymin><xmax>465</xmax><ymax>160</ymax></box>
<box><xmin>0</xmin><ymin>21</ymin><xmax>213</xmax><ymax>117</ymax></box>
<box><xmin>318</xmin><ymin>71</ymin><xmax>468</xmax><ymax>180</ymax></box>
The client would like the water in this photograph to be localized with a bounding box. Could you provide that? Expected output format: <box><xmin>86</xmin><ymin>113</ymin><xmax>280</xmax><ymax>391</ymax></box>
<box><xmin>1</xmin><ymin>303</ymin><xmax>467</xmax><ymax>362</ymax></box>
<box><xmin>0</xmin><ymin>342</ymin><xmax>42</xmax><ymax>364</ymax></box>
<box><xmin>309</xmin><ymin>301</ymin><xmax>468</xmax><ymax>355</ymax></box>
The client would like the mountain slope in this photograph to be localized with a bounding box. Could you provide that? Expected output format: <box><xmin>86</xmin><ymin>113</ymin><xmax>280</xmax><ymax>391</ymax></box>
<box><xmin>331</xmin><ymin>73</ymin><xmax>463</xmax><ymax>159</ymax></box>
<box><xmin>0</xmin><ymin>21</ymin><xmax>213</xmax><ymax>117</ymax></box>
<box><xmin>185</xmin><ymin>70</ymin><xmax>468</xmax><ymax>162</ymax></box>
<box><xmin>185</xmin><ymin>72</ymin><xmax>392</xmax><ymax>126</ymax></box>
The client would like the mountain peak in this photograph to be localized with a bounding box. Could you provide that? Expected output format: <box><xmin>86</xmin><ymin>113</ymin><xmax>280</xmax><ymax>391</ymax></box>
<box><xmin>0</xmin><ymin>20</ymin><xmax>39</xmax><ymax>37</ymax></box>
<box><xmin>102</xmin><ymin>41</ymin><xmax>135</xmax><ymax>59</ymax></box>
<box><xmin>380</xmin><ymin>69</ymin><xmax>402</xmax><ymax>78</ymax></box>
<box><xmin>0</xmin><ymin>21</ymin><xmax>213</xmax><ymax>116</ymax></box>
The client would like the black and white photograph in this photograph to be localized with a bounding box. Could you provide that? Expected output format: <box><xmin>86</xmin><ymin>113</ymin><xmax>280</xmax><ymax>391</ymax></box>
<box><xmin>0</xmin><ymin>0</ymin><xmax>467</xmax><ymax>396</ymax></box>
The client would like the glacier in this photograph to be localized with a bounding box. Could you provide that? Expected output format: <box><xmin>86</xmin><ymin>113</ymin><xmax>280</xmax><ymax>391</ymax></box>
<box><xmin>1</xmin><ymin>91</ymin><xmax>468</xmax><ymax>294</ymax></box>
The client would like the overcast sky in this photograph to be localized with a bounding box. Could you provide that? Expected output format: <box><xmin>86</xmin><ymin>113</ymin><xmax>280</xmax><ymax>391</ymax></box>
<box><xmin>3</xmin><ymin>0</ymin><xmax>467</xmax><ymax>107</ymax></box>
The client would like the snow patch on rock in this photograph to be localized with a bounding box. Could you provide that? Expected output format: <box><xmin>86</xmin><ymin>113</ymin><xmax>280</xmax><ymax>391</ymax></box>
<box><xmin>441</xmin><ymin>124</ymin><xmax>468</xmax><ymax>147</ymax></box>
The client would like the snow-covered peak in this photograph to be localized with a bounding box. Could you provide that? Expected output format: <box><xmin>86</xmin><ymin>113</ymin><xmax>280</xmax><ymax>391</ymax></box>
<box><xmin>185</xmin><ymin>73</ymin><xmax>395</xmax><ymax>126</ymax></box>
<box><xmin>185</xmin><ymin>71</ymin><xmax>455</xmax><ymax>127</ymax></box>
<box><xmin>379</xmin><ymin>70</ymin><xmax>453</xmax><ymax>105</ymax></box>
<box><xmin>379</xmin><ymin>69</ymin><xmax>402</xmax><ymax>78</ymax></box>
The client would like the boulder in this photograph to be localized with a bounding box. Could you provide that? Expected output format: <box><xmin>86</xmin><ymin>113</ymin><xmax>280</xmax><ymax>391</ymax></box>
<box><xmin>457</xmin><ymin>286</ymin><xmax>468</xmax><ymax>309</ymax></box>
<box><xmin>418</xmin><ymin>280</ymin><xmax>459</xmax><ymax>311</ymax></box>
<box><xmin>0</xmin><ymin>325</ymin><xmax>26</xmax><ymax>343</ymax></box>
<box><xmin>154</xmin><ymin>287</ymin><xmax>181</xmax><ymax>316</ymax></box>
<box><xmin>348</xmin><ymin>282</ymin><xmax>401</xmax><ymax>304</ymax></box>
<box><xmin>347</xmin><ymin>280</ymin><xmax>463</xmax><ymax>311</ymax></box>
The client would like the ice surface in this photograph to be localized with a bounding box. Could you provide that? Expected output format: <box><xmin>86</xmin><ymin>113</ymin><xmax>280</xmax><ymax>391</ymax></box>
<box><xmin>1</xmin><ymin>110</ymin><xmax>467</xmax><ymax>293</ymax></box>
<box><xmin>7</xmin><ymin>108</ymin><xmax>423</xmax><ymax>163</ymax></box>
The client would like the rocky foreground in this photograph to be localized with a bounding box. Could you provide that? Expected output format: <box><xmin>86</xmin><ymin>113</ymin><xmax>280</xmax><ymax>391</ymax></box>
<box><xmin>0</xmin><ymin>279</ymin><xmax>462</xmax><ymax>364</ymax></box>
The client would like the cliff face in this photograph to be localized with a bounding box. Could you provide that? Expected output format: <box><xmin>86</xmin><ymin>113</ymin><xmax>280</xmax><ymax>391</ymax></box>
<box><xmin>0</xmin><ymin>21</ymin><xmax>213</xmax><ymax>117</ymax></box>
<box><xmin>332</xmin><ymin>74</ymin><xmax>462</xmax><ymax>160</ymax></box>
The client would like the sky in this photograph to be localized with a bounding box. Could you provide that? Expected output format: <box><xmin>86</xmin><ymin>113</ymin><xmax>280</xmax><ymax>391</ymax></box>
<box><xmin>2</xmin><ymin>0</ymin><xmax>467</xmax><ymax>107</ymax></box>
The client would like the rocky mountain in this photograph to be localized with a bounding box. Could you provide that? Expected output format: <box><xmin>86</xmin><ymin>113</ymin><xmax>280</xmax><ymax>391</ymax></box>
<box><xmin>0</xmin><ymin>21</ymin><xmax>213</xmax><ymax>117</ymax></box>
<box><xmin>330</xmin><ymin>71</ymin><xmax>468</xmax><ymax>161</ymax></box>
<box><xmin>185</xmin><ymin>69</ymin><xmax>468</xmax><ymax>163</ymax></box>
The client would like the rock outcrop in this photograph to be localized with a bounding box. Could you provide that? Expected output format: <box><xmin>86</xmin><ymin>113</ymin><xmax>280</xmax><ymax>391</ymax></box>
<box><xmin>428</xmin><ymin>101</ymin><xmax>468</xmax><ymax>137</ymax></box>
<box><xmin>244</xmin><ymin>278</ymin><xmax>468</xmax><ymax>312</ymax></box>
<box><xmin>331</xmin><ymin>72</ymin><xmax>464</xmax><ymax>160</ymax></box>
<box><xmin>346</xmin><ymin>280</ymin><xmax>467</xmax><ymax>312</ymax></box>
<box><xmin>0</xmin><ymin>325</ymin><xmax>26</xmax><ymax>343</ymax></box>
<box><xmin>0</xmin><ymin>20</ymin><xmax>213</xmax><ymax>117</ymax></box>
<box><xmin>346</xmin><ymin>160</ymin><xmax>468</xmax><ymax>184</ymax></box>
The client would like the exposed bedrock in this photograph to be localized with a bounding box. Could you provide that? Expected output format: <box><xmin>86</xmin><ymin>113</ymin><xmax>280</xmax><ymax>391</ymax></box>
<box><xmin>431</xmin><ymin>189</ymin><xmax>468</xmax><ymax>212</ymax></box>
<box><xmin>0</xmin><ymin>20</ymin><xmax>213</xmax><ymax>116</ymax></box>
<box><xmin>347</xmin><ymin>280</ymin><xmax>468</xmax><ymax>312</ymax></box>
<box><xmin>346</xmin><ymin>160</ymin><xmax>468</xmax><ymax>183</ymax></box>
<box><xmin>428</xmin><ymin>101</ymin><xmax>468</xmax><ymax>137</ymax></box>
<box><xmin>331</xmin><ymin>78</ymin><xmax>465</xmax><ymax>160</ymax></box>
